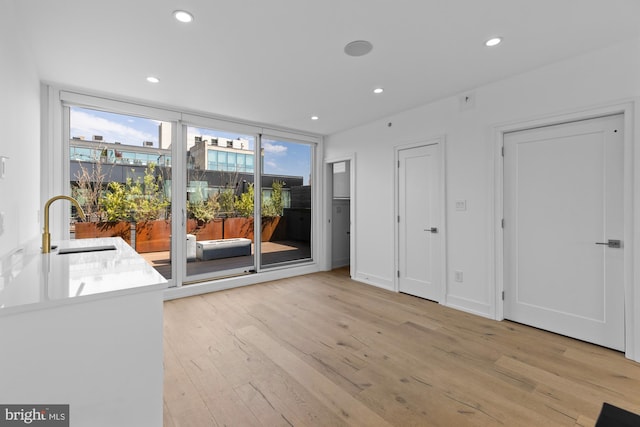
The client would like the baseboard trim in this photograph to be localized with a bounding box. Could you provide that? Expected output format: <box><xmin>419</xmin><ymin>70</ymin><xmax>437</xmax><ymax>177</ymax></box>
<box><xmin>353</xmin><ymin>272</ymin><xmax>394</xmax><ymax>291</ymax></box>
<box><xmin>445</xmin><ymin>295</ymin><xmax>492</xmax><ymax>318</ymax></box>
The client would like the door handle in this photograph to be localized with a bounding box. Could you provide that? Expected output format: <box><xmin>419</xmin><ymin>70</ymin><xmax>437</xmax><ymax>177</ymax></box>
<box><xmin>424</xmin><ymin>227</ymin><xmax>438</xmax><ymax>233</ymax></box>
<box><xmin>595</xmin><ymin>239</ymin><xmax>621</xmax><ymax>248</ymax></box>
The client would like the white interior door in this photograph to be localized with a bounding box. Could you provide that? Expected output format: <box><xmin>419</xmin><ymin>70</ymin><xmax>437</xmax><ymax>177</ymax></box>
<box><xmin>398</xmin><ymin>143</ymin><xmax>442</xmax><ymax>302</ymax></box>
<box><xmin>504</xmin><ymin>114</ymin><xmax>624</xmax><ymax>351</ymax></box>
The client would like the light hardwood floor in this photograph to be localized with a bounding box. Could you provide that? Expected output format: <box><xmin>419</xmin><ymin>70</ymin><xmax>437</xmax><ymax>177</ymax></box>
<box><xmin>163</xmin><ymin>268</ymin><xmax>640</xmax><ymax>426</ymax></box>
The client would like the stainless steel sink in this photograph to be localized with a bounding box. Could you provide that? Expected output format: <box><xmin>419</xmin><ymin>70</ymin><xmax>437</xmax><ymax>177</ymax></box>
<box><xmin>57</xmin><ymin>245</ymin><xmax>117</xmax><ymax>254</ymax></box>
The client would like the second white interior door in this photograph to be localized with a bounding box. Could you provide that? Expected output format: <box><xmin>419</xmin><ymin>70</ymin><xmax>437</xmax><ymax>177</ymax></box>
<box><xmin>398</xmin><ymin>143</ymin><xmax>442</xmax><ymax>302</ymax></box>
<box><xmin>503</xmin><ymin>114</ymin><xmax>625</xmax><ymax>351</ymax></box>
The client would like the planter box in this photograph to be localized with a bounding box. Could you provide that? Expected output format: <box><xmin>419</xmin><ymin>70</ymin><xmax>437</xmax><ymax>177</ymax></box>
<box><xmin>187</xmin><ymin>219</ymin><xmax>223</xmax><ymax>241</ymax></box>
<box><xmin>135</xmin><ymin>220</ymin><xmax>171</xmax><ymax>253</ymax></box>
<box><xmin>261</xmin><ymin>216</ymin><xmax>286</xmax><ymax>241</ymax></box>
<box><xmin>223</xmin><ymin>217</ymin><xmax>254</xmax><ymax>241</ymax></box>
<box><xmin>74</xmin><ymin>221</ymin><xmax>131</xmax><ymax>245</ymax></box>
<box><xmin>222</xmin><ymin>216</ymin><xmax>285</xmax><ymax>242</ymax></box>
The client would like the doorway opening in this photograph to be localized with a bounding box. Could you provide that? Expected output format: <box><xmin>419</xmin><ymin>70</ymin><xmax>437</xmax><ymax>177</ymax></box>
<box><xmin>331</xmin><ymin>161</ymin><xmax>350</xmax><ymax>269</ymax></box>
<box><xmin>326</xmin><ymin>156</ymin><xmax>355</xmax><ymax>278</ymax></box>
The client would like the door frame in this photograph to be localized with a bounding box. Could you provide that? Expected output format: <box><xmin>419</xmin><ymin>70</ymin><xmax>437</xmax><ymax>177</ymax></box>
<box><xmin>493</xmin><ymin>101</ymin><xmax>639</xmax><ymax>361</ymax></box>
<box><xmin>394</xmin><ymin>137</ymin><xmax>447</xmax><ymax>303</ymax></box>
<box><xmin>324</xmin><ymin>153</ymin><xmax>356</xmax><ymax>279</ymax></box>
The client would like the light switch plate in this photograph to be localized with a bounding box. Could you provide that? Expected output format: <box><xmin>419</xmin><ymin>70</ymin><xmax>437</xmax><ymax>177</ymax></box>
<box><xmin>455</xmin><ymin>200</ymin><xmax>467</xmax><ymax>211</ymax></box>
<box><xmin>454</xmin><ymin>271</ymin><xmax>463</xmax><ymax>282</ymax></box>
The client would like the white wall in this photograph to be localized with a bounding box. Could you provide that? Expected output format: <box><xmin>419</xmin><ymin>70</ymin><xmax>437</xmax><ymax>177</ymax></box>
<box><xmin>325</xmin><ymin>37</ymin><xmax>640</xmax><ymax>318</ymax></box>
<box><xmin>0</xmin><ymin>0</ymin><xmax>41</xmax><ymax>259</ymax></box>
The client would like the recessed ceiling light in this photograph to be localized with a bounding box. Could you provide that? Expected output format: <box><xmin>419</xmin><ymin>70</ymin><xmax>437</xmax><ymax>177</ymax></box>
<box><xmin>146</xmin><ymin>76</ymin><xmax>160</xmax><ymax>83</ymax></box>
<box><xmin>344</xmin><ymin>40</ymin><xmax>373</xmax><ymax>57</ymax></box>
<box><xmin>485</xmin><ymin>37</ymin><xmax>502</xmax><ymax>47</ymax></box>
<box><xmin>173</xmin><ymin>10</ymin><xmax>194</xmax><ymax>23</ymax></box>
<box><xmin>373</xmin><ymin>88</ymin><xmax>384</xmax><ymax>94</ymax></box>
<box><xmin>311</xmin><ymin>116</ymin><xmax>319</xmax><ymax>121</ymax></box>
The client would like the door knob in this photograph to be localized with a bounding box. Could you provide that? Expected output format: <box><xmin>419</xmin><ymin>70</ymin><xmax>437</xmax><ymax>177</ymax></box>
<box><xmin>424</xmin><ymin>227</ymin><xmax>438</xmax><ymax>233</ymax></box>
<box><xmin>595</xmin><ymin>239</ymin><xmax>621</xmax><ymax>248</ymax></box>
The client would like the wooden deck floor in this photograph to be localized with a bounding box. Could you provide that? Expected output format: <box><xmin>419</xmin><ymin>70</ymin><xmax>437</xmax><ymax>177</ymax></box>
<box><xmin>163</xmin><ymin>268</ymin><xmax>640</xmax><ymax>426</ymax></box>
<box><xmin>142</xmin><ymin>240</ymin><xmax>311</xmax><ymax>280</ymax></box>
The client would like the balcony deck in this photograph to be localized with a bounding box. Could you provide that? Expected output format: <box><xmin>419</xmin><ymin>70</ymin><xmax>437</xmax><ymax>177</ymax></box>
<box><xmin>141</xmin><ymin>240</ymin><xmax>311</xmax><ymax>280</ymax></box>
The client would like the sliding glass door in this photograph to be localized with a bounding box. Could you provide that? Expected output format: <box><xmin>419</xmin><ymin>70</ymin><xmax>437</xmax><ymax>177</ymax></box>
<box><xmin>183</xmin><ymin>129</ymin><xmax>315</xmax><ymax>282</ymax></box>
<box><xmin>259</xmin><ymin>137</ymin><xmax>313</xmax><ymax>268</ymax></box>
<box><xmin>184</xmin><ymin>125</ymin><xmax>257</xmax><ymax>282</ymax></box>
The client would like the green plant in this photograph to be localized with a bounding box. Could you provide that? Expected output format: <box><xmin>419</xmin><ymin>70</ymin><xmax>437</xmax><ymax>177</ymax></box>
<box><xmin>216</xmin><ymin>170</ymin><xmax>243</xmax><ymax>217</ymax></box>
<box><xmin>129</xmin><ymin>163</ymin><xmax>170</xmax><ymax>222</ymax></box>
<box><xmin>270</xmin><ymin>180</ymin><xmax>284</xmax><ymax>216</ymax></box>
<box><xmin>101</xmin><ymin>181</ymin><xmax>132</xmax><ymax>222</ymax></box>
<box><xmin>235</xmin><ymin>183</ymin><xmax>254</xmax><ymax>217</ymax></box>
<box><xmin>188</xmin><ymin>194</ymin><xmax>220</xmax><ymax>223</ymax></box>
<box><xmin>218</xmin><ymin>188</ymin><xmax>236</xmax><ymax>217</ymax></box>
<box><xmin>100</xmin><ymin>163</ymin><xmax>170</xmax><ymax>222</ymax></box>
<box><xmin>72</xmin><ymin>153</ymin><xmax>111</xmax><ymax>222</ymax></box>
<box><xmin>261</xmin><ymin>199</ymin><xmax>275</xmax><ymax>217</ymax></box>
<box><xmin>261</xmin><ymin>180</ymin><xmax>285</xmax><ymax>217</ymax></box>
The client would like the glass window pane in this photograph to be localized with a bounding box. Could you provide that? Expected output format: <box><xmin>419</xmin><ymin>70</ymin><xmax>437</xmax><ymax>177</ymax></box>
<box><xmin>260</xmin><ymin>138</ymin><xmax>313</xmax><ymax>267</ymax></box>
<box><xmin>227</xmin><ymin>153</ymin><xmax>236</xmax><ymax>171</ymax></box>
<box><xmin>69</xmin><ymin>106</ymin><xmax>173</xmax><ymax>280</ymax></box>
<box><xmin>217</xmin><ymin>151</ymin><xmax>227</xmax><ymax>168</ymax></box>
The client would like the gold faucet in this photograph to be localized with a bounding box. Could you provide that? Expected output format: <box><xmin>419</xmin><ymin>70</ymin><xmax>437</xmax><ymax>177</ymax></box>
<box><xmin>42</xmin><ymin>195</ymin><xmax>86</xmax><ymax>253</ymax></box>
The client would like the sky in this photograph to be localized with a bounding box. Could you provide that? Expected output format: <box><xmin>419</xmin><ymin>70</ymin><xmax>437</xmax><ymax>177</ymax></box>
<box><xmin>70</xmin><ymin>107</ymin><xmax>312</xmax><ymax>184</ymax></box>
<box><xmin>70</xmin><ymin>107</ymin><xmax>160</xmax><ymax>147</ymax></box>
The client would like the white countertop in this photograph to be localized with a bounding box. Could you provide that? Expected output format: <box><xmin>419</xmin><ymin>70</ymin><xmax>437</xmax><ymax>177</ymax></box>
<box><xmin>0</xmin><ymin>237</ymin><xmax>168</xmax><ymax>316</ymax></box>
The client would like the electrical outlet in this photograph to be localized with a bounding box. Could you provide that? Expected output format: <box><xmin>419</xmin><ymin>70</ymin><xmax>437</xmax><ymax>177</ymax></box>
<box><xmin>454</xmin><ymin>271</ymin><xmax>463</xmax><ymax>282</ymax></box>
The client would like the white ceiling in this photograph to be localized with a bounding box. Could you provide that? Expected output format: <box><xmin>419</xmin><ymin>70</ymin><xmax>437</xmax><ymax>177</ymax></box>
<box><xmin>13</xmin><ymin>0</ymin><xmax>640</xmax><ymax>135</ymax></box>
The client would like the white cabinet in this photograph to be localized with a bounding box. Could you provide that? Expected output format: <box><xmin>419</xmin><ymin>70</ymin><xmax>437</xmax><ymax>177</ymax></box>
<box><xmin>0</xmin><ymin>238</ymin><xmax>166</xmax><ymax>426</ymax></box>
